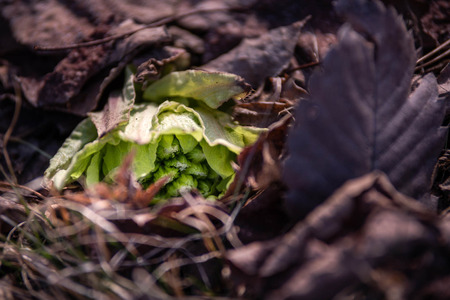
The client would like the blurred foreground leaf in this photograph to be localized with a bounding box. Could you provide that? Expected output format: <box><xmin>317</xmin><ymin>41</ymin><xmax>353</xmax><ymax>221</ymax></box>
<box><xmin>283</xmin><ymin>0</ymin><xmax>446</xmax><ymax>219</ymax></box>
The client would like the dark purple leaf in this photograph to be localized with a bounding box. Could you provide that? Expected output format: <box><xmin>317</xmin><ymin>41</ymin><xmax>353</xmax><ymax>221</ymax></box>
<box><xmin>283</xmin><ymin>0</ymin><xmax>446</xmax><ymax>219</ymax></box>
<box><xmin>201</xmin><ymin>21</ymin><xmax>305</xmax><ymax>88</ymax></box>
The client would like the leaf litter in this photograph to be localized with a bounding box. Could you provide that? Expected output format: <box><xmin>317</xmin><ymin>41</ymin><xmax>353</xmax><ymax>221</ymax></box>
<box><xmin>1</xmin><ymin>0</ymin><xmax>450</xmax><ymax>299</ymax></box>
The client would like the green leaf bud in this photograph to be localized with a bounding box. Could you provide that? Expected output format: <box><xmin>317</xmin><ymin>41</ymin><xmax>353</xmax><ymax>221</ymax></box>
<box><xmin>185</xmin><ymin>161</ymin><xmax>208</xmax><ymax>177</ymax></box>
<box><xmin>176</xmin><ymin>134</ymin><xmax>198</xmax><ymax>153</ymax></box>
<box><xmin>186</xmin><ymin>145</ymin><xmax>205</xmax><ymax>163</ymax></box>
<box><xmin>153</xmin><ymin>165</ymin><xmax>179</xmax><ymax>182</ymax></box>
<box><xmin>166</xmin><ymin>174</ymin><xmax>197</xmax><ymax>197</ymax></box>
<box><xmin>207</xmin><ymin>167</ymin><xmax>220</xmax><ymax>180</ymax></box>
<box><xmin>166</xmin><ymin>154</ymin><xmax>190</xmax><ymax>171</ymax></box>
<box><xmin>157</xmin><ymin>135</ymin><xmax>180</xmax><ymax>159</ymax></box>
<box><xmin>197</xmin><ymin>180</ymin><xmax>212</xmax><ymax>196</ymax></box>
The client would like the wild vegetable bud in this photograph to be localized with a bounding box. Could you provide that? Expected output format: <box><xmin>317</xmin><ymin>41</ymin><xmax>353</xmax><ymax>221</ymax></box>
<box><xmin>156</xmin><ymin>135</ymin><xmax>180</xmax><ymax>159</ymax></box>
<box><xmin>186</xmin><ymin>146</ymin><xmax>206</xmax><ymax>163</ymax></box>
<box><xmin>185</xmin><ymin>160</ymin><xmax>208</xmax><ymax>177</ymax></box>
<box><xmin>44</xmin><ymin>69</ymin><xmax>264</xmax><ymax>202</ymax></box>
<box><xmin>166</xmin><ymin>174</ymin><xmax>197</xmax><ymax>197</ymax></box>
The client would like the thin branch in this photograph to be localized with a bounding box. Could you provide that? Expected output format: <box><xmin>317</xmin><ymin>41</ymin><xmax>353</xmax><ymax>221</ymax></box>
<box><xmin>416</xmin><ymin>39</ymin><xmax>450</xmax><ymax>64</ymax></box>
<box><xmin>415</xmin><ymin>48</ymin><xmax>450</xmax><ymax>72</ymax></box>
<box><xmin>285</xmin><ymin>61</ymin><xmax>320</xmax><ymax>73</ymax></box>
<box><xmin>2</xmin><ymin>82</ymin><xmax>22</xmax><ymax>184</ymax></box>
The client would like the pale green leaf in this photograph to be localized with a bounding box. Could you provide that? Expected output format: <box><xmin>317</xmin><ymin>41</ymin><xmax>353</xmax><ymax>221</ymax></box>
<box><xmin>133</xmin><ymin>143</ymin><xmax>158</xmax><ymax>178</ymax></box>
<box><xmin>150</xmin><ymin>101</ymin><xmax>264</xmax><ymax>154</ymax></box>
<box><xmin>176</xmin><ymin>134</ymin><xmax>198</xmax><ymax>153</ymax></box>
<box><xmin>157</xmin><ymin>135</ymin><xmax>181</xmax><ymax>159</ymax></box>
<box><xmin>143</xmin><ymin>70</ymin><xmax>250</xmax><ymax>109</ymax></box>
<box><xmin>194</xmin><ymin>106</ymin><xmax>263</xmax><ymax>153</ymax></box>
<box><xmin>200</xmin><ymin>140</ymin><xmax>234</xmax><ymax>178</ymax></box>
<box><xmin>186</xmin><ymin>146</ymin><xmax>206</xmax><ymax>163</ymax></box>
<box><xmin>119</xmin><ymin>103</ymin><xmax>160</xmax><ymax>144</ymax></box>
<box><xmin>103</xmin><ymin>141</ymin><xmax>132</xmax><ymax>178</ymax></box>
<box><xmin>86</xmin><ymin>151</ymin><xmax>102</xmax><ymax>186</ymax></box>
<box><xmin>44</xmin><ymin>118</ymin><xmax>98</xmax><ymax>189</ymax></box>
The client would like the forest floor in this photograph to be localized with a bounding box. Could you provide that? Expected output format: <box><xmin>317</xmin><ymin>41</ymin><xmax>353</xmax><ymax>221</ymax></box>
<box><xmin>1</xmin><ymin>0</ymin><xmax>450</xmax><ymax>299</ymax></box>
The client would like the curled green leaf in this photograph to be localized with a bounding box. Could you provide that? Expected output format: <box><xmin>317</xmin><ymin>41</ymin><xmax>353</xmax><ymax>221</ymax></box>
<box><xmin>143</xmin><ymin>70</ymin><xmax>251</xmax><ymax>109</ymax></box>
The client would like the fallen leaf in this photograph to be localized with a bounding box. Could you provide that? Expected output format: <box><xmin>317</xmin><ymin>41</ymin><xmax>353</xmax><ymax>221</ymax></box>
<box><xmin>168</xmin><ymin>26</ymin><xmax>205</xmax><ymax>55</ymax></box>
<box><xmin>175</xmin><ymin>1</ymin><xmax>257</xmax><ymax>32</ymax></box>
<box><xmin>21</xmin><ymin>20</ymin><xmax>169</xmax><ymax>114</ymax></box>
<box><xmin>176</xmin><ymin>0</ymin><xmax>339</xmax><ymax>64</ymax></box>
<box><xmin>1</xmin><ymin>0</ymin><xmax>101</xmax><ymax>48</ymax></box>
<box><xmin>105</xmin><ymin>0</ymin><xmax>176</xmax><ymax>24</ymax></box>
<box><xmin>283</xmin><ymin>0</ymin><xmax>446</xmax><ymax>219</ymax></box>
<box><xmin>227</xmin><ymin>171</ymin><xmax>448</xmax><ymax>299</ymax></box>
<box><xmin>202</xmin><ymin>21</ymin><xmax>306</xmax><ymax>88</ymax></box>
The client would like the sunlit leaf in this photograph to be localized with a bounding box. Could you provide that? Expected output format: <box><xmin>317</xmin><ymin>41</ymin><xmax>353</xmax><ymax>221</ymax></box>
<box><xmin>143</xmin><ymin>70</ymin><xmax>251</xmax><ymax>109</ymax></box>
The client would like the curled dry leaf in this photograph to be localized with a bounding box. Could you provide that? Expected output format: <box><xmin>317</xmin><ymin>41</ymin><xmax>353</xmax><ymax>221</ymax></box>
<box><xmin>104</xmin><ymin>0</ymin><xmax>177</xmax><ymax>24</ymax></box>
<box><xmin>88</xmin><ymin>67</ymin><xmax>135</xmax><ymax>138</ymax></box>
<box><xmin>1</xmin><ymin>0</ymin><xmax>179</xmax><ymax>49</ymax></box>
<box><xmin>134</xmin><ymin>46</ymin><xmax>190</xmax><ymax>86</ymax></box>
<box><xmin>168</xmin><ymin>26</ymin><xmax>205</xmax><ymax>55</ymax></box>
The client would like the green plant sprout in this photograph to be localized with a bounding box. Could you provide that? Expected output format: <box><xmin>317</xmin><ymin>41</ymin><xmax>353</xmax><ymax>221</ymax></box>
<box><xmin>44</xmin><ymin>69</ymin><xmax>264</xmax><ymax>201</ymax></box>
